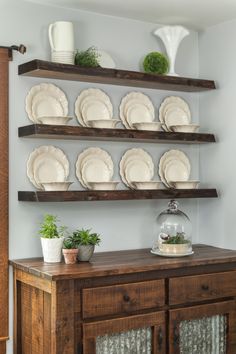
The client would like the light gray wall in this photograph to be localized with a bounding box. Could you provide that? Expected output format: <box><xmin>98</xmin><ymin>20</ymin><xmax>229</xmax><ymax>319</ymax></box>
<box><xmin>199</xmin><ymin>20</ymin><xmax>236</xmax><ymax>249</ymax></box>
<box><xmin>0</xmin><ymin>0</ymin><xmax>199</xmax><ymax>352</ymax></box>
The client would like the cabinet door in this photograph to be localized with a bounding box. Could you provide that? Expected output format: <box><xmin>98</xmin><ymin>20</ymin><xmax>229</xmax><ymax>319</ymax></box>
<box><xmin>169</xmin><ymin>300</ymin><xmax>236</xmax><ymax>354</ymax></box>
<box><xmin>83</xmin><ymin>311</ymin><xmax>166</xmax><ymax>354</ymax></box>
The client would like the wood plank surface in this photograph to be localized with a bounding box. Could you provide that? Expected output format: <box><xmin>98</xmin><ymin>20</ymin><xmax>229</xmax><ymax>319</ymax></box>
<box><xmin>43</xmin><ymin>292</ymin><xmax>51</xmax><ymax>354</ymax></box>
<box><xmin>83</xmin><ymin>311</ymin><xmax>165</xmax><ymax>337</ymax></box>
<box><xmin>15</xmin><ymin>268</ymin><xmax>51</xmax><ymax>293</ymax></box>
<box><xmin>0</xmin><ymin>48</ymin><xmax>10</xmax><ymax>354</ymax></box>
<box><xmin>82</xmin><ymin>279</ymin><xmax>165</xmax><ymax>318</ymax></box>
<box><xmin>18</xmin><ymin>188</ymin><xmax>218</xmax><ymax>202</ymax></box>
<box><xmin>50</xmin><ymin>280</ymin><xmax>74</xmax><ymax>354</ymax></box>
<box><xmin>9</xmin><ymin>245</ymin><xmax>236</xmax><ymax>281</ymax></box>
<box><xmin>18</xmin><ymin>124</ymin><xmax>216</xmax><ymax>144</ymax></box>
<box><xmin>18</xmin><ymin>59</ymin><xmax>216</xmax><ymax>92</ymax></box>
<box><xmin>31</xmin><ymin>288</ymin><xmax>44</xmax><ymax>354</ymax></box>
<box><xmin>169</xmin><ymin>270</ymin><xmax>236</xmax><ymax>305</ymax></box>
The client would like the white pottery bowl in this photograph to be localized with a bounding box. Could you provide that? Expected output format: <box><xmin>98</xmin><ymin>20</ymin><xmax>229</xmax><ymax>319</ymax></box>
<box><xmin>169</xmin><ymin>180</ymin><xmax>199</xmax><ymax>189</ymax></box>
<box><xmin>87</xmin><ymin>181</ymin><xmax>119</xmax><ymax>190</ymax></box>
<box><xmin>131</xmin><ymin>181</ymin><xmax>163</xmax><ymax>190</ymax></box>
<box><xmin>169</xmin><ymin>124</ymin><xmax>200</xmax><ymax>133</ymax></box>
<box><xmin>87</xmin><ymin>119</ymin><xmax>120</xmax><ymax>129</ymax></box>
<box><xmin>132</xmin><ymin>122</ymin><xmax>162</xmax><ymax>131</ymax></box>
<box><xmin>41</xmin><ymin>181</ymin><xmax>73</xmax><ymax>191</ymax></box>
<box><xmin>38</xmin><ymin>116</ymin><xmax>73</xmax><ymax>125</ymax></box>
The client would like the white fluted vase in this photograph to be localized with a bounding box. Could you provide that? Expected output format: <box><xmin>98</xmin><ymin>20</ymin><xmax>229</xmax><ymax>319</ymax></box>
<box><xmin>154</xmin><ymin>26</ymin><xmax>189</xmax><ymax>76</ymax></box>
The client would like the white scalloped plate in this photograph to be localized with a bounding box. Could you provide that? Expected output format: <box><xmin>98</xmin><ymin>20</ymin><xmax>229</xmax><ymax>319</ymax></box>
<box><xmin>119</xmin><ymin>92</ymin><xmax>155</xmax><ymax>129</ymax></box>
<box><xmin>27</xmin><ymin>145</ymin><xmax>70</xmax><ymax>189</ymax></box>
<box><xmin>76</xmin><ymin>147</ymin><xmax>114</xmax><ymax>189</ymax></box>
<box><xmin>159</xmin><ymin>96</ymin><xmax>191</xmax><ymax>131</ymax></box>
<box><xmin>81</xmin><ymin>159</ymin><xmax>112</xmax><ymax>188</ymax></box>
<box><xmin>126</xmin><ymin>103</ymin><xmax>153</xmax><ymax>128</ymax></box>
<box><xmin>158</xmin><ymin>150</ymin><xmax>191</xmax><ymax>188</ymax></box>
<box><xmin>81</xmin><ymin>100</ymin><xmax>110</xmax><ymax>123</ymax></box>
<box><xmin>75</xmin><ymin>88</ymin><xmax>113</xmax><ymax>126</ymax></box>
<box><xmin>164</xmin><ymin>107</ymin><xmax>189</xmax><ymax>131</ymax></box>
<box><xmin>164</xmin><ymin>159</ymin><xmax>190</xmax><ymax>186</ymax></box>
<box><xmin>25</xmin><ymin>83</ymin><xmax>68</xmax><ymax>123</ymax></box>
<box><xmin>125</xmin><ymin>159</ymin><xmax>154</xmax><ymax>189</ymax></box>
<box><xmin>119</xmin><ymin>148</ymin><xmax>154</xmax><ymax>188</ymax></box>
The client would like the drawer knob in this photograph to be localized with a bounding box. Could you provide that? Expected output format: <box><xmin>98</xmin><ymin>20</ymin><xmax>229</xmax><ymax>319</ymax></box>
<box><xmin>201</xmin><ymin>284</ymin><xmax>209</xmax><ymax>291</ymax></box>
<box><xmin>123</xmin><ymin>294</ymin><xmax>130</xmax><ymax>302</ymax></box>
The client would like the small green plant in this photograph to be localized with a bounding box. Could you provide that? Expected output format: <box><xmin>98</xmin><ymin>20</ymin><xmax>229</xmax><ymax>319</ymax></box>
<box><xmin>143</xmin><ymin>51</ymin><xmax>169</xmax><ymax>75</ymax></box>
<box><xmin>72</xmin><ymin>228</ymin><xmax>101</xmax><ymax>246</ymax></box>
<box><xmin>75</xmin><ymin>46</ymin><xmax>100</xmax><ymax>67</ymax></box>
<box><xmin>63</xmin><ymin>236</ymin><xmax>77</xmax><ymax>249</ymax></box>
<box><xmin>163</xmin><ymin>232</ymin><xmax>189</xmax><ymax>244</ymax></box>
<box><xmin>39</xmin><ymin>214</ymin><xmax>67</xmax><ymax>239</ymax></box>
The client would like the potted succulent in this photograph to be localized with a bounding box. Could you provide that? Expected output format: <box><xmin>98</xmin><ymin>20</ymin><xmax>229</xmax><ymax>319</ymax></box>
<box><xmin>39</xmin><ymin>214</ymin><xmax>66</xmax><ymax>263</ymax></box>
<box><xmin>159</xmin><ymin>232</ymin><xmax>191</xmax><ymax>254</ymax></box>
<box><xmin>73</xmin><ymin>228</ymin><xmax>101</xmax><ymax>261</ymax></box>
<box><xmin>62</xmin><ymin>236</ymin><xmax>79</xmax><ymax>264</ymax></box>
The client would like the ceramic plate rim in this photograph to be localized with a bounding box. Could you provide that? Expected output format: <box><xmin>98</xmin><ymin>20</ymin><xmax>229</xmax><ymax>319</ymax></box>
<box><xmin>25</xmin><ymin>83</ymin><xmax>68</xmax><ymax>123</ymax></box>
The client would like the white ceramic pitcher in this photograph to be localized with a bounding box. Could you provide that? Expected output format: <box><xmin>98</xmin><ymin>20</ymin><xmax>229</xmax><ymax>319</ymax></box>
<box><xmin>48</xmin><ymin>21</ymin><xmax>75</xmax><ymax>52</ymax></box>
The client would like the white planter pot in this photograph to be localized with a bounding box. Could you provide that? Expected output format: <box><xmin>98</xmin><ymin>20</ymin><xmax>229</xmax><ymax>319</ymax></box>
<box><xmin>41</xmin><ymin>237</ymin><xmax>64</xmax><ymax>263</ymax></box>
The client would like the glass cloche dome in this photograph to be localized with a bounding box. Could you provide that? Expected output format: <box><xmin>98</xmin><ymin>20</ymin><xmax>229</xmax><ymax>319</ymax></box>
<box><xmin>152</xmin><ymin>200</ymin><xmax>192</xmax><ymax>256</ymax></box>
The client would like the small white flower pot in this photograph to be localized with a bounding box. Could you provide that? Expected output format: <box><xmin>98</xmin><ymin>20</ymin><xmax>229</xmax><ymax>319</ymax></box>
<box><xmin>41</xmin><ymin>237</ymin><xmax>64</xmax><ymax>263</ymax></box>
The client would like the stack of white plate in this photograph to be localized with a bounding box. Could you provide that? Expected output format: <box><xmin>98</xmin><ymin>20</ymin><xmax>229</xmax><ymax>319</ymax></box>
<box><xmin>159</xmin><ymin>96</ymin><xmax>198</xmax><ymax>132</ymax></box>
<box><xmin>51</xmin><ymin>50</ymin><xmax>75</xmax><ymax>65</ymax></box>
<box><xmin>158</xmin><ymin>149</ymin><xmax>199</xmax><ymax>189</ymax></box>
<box><xmin>25</xmin><ymin>83</ymin><xmax>73</xmax><ymax>125</ymax></box>
<box><xmin>27</xmin><ymin>145</ymin><xmax>73</xmax><ymax>191</ymax></box>
<box><xmin>76</xmin><ymin>147</ymin><xmax>118</xmax><ymax>190</ymax></box>
<box><xmin>75</xmin><ymin>89</ymin><xmax>119</xmax><ymax>128</ymax></box>
<box><xmin>119</xmin><ymin>92</ymin><xmax>161</xmax><ymax>131</ymax></box>
<box><xmin>120</xmin><ymin>148</ymin><xmax>161</xmax><ymax>189</ymax></box>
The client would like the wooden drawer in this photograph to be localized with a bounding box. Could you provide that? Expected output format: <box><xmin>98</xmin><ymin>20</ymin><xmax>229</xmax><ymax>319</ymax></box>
<box><xmin>82</xmin><ymin>279</ymin><xmax>165</xmax><ymax>319</ymax></box>
<box><xmin>169</xmin><ymin>270</ymin><xmax>236</xmax><ymax>305</ymax></box>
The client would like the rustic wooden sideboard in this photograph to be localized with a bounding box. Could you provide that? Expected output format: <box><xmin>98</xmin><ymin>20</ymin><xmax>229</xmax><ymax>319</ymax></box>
<box><xmin>10</xmin><ymin>244</ymin><xmax>236</xmax><ymax>354</ymax></box>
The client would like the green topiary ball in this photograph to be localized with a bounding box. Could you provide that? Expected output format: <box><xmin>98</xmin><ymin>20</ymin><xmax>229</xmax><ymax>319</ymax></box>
<box><xmin>143</xmin><ymin>52</ymin><xmax>169</xmax><ymax>75</ymax></box>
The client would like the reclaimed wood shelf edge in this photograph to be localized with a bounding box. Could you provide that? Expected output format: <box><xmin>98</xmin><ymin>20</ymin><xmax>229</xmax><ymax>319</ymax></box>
<box><xmin>18</xmin><ymin>124</ymin><xmax>216</xmax><ymax>144</ymax></box>
<box><xmin>18</xmin><ymin>59</ymin><xmax>216</xmax><ymax>92</ymax></box>
<box><xmin>18</xmin><ymin>189</ymin><xmax>218</xmax><ymax>202</ymax></box>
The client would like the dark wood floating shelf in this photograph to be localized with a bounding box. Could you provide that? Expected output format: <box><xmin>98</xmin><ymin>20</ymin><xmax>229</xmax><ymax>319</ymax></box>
<box><xmin>18</xmin><ymin>124</ymin><xmax>216</xmax><ymax>144</ymax></box>
<box><xmin>18</xmin><ymin>59</ymin><xmax>216</xmax><ymax>92</ymax></box>
<box><xmin>18</xmin><ymin>189</ymin><xmax>218</xmax><ymax>202</ymax></box>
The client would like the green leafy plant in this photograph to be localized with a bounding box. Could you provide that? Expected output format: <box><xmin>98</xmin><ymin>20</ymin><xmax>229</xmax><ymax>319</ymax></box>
<box><xmin>63</xmin><ymin>236</ymin><xmax>77</xmax><ymax>249</ymax></box>
<box><xmin>75</xmin><ymin>46</ymin><xmax>100</xmax><ymax>67</ymax></box>
<box><xmin>143</xmin><ymin>51</ymin><xmax>169</xmax><ymax>75</ymax></box>
<box><xmin>163</xmin><ymin>232</ymin><xmax>189</xmax><ymax>244</ymax></box>
<box><xmin>39</xmin><ymin>214</ymin><xmax>67</xmax><ymax>239</ymax></box>
<box><xmin>72</xmin><ymin>228</ymin><xmax>101</xmax><ymax>246</ymax></box>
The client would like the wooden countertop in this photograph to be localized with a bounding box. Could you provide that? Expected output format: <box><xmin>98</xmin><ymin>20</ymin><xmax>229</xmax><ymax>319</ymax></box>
<box><xmin>9</xmin><ymin>244</ymin><xmax>236</xmax><ymax>281</ymax></box>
